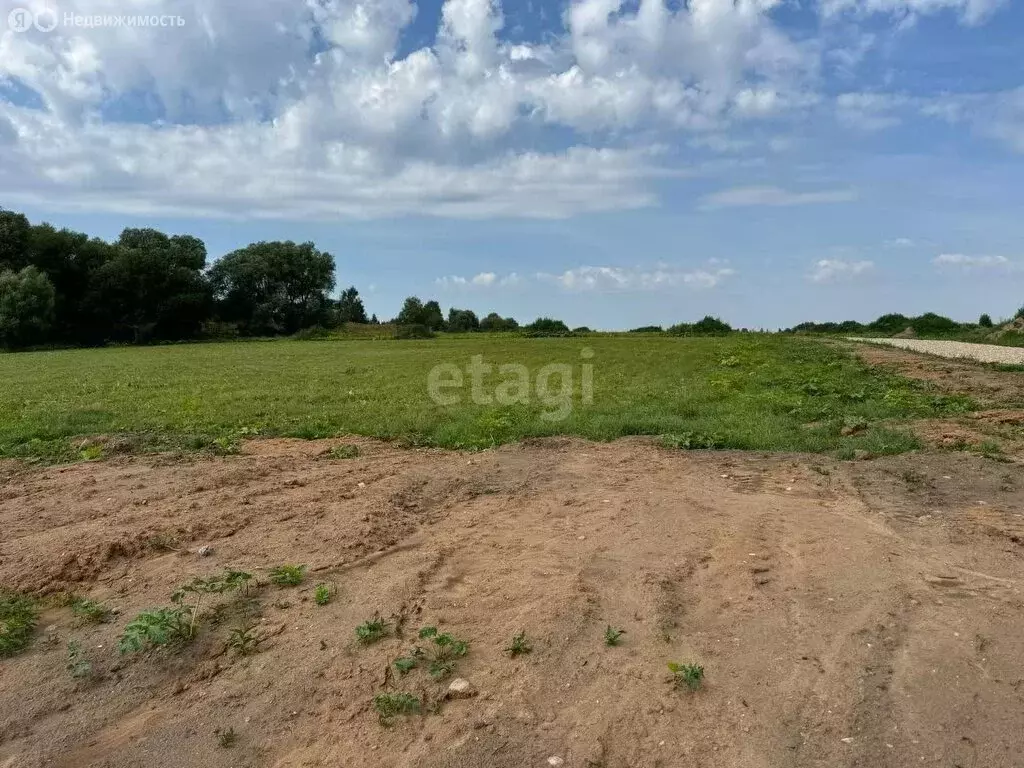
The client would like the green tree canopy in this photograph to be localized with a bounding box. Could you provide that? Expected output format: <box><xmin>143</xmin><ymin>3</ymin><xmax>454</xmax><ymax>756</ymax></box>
<box><xmin>209</xmin><ymin>241</ymin><xmax>335</xmax><ymax>335</ymax></box>
<box><xmin>337</xmin><ymin>286</ymin><xmax>368</xmax><ymax>324</ymax></box>
<box><xmin>447</xmin><ymin>307</ymin><xmax>479</xmax><ymax>332</ymax></box>
<box><xmin>0</xmin><ymin>266</ymin><xmax>55</xmax><ymax>348</ymax></box>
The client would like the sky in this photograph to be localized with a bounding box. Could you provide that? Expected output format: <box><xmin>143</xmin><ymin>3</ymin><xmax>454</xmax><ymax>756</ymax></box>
<box><xmin>1</xmin><ymin>0</ymin><xmax>1022</xmax><ymax>329</ymax></box>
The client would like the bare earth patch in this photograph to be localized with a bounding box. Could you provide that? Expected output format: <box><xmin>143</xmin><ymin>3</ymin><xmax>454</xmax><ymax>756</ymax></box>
<box><xmin>1</xmin><ymin>438</ymin><xmax>1023</xmax><ymax>767</ymax></box>
<box><xmin>848</xmin><ymin>342</ymin><xmax>1024</xmax><ymax>407</ymax></box>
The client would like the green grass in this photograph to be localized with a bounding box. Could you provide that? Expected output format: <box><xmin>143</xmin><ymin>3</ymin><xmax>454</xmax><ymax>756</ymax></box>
<box><xmin>0</xmin><ymin>335</ymin><xmax>976</xmax><ymax>460</ymax></box>
<box><xmin>0</xmin><ymin>592</ymin><xmax>39</xmax><ymax>657</ymax></box>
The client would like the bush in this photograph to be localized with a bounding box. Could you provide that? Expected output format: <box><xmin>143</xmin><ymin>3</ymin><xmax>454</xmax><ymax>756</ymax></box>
<box><xmin>479</xmin><ymin>313</ymin><xmax>518</xmax><ymax>332</ymax></box>
<box><xmin>291</xmin><ymin>326</ymin><xmax>333</xmax><ymax>341</ymax></box>
<box><xmin>447</xmin><ymin>308</ymin><xmax>480</xmax><ymax>332</ymax></box>
<box><xmin>667</xmin><ymin>316</ymin><xmax>732</xmax><ymax>336</ymax></box>
<box><xmin>395</xmin><ymin>324</ymin><xmax>435</xmax><ymax>340</ymax></box>
<box><xmin>629</xmin><ymin>325</ymin><xmax>663</xmax><ymax>333</ymax></box>
<box><xmin>979</xmin><ymin>313</ymin><xmax>994</xmax><ymax>328</ymax></box>
<box><xmin>910</xmin><ymin>312</ymin><xmax>960</xmax><ymax>335</ymax></box>
<box><xmin>868</xmin><ymin>313</ymin><xmax>910</xmax><ymax>335</ymax></box>
<box><xmin>521</xmin><ymin>317</ymin><xmax>571</xmax><ymax>336</ymax></box>
<box><xmin>572</xmin><ymin>326</ymin><xmax>593</xmax><ymax>334</ymax></box>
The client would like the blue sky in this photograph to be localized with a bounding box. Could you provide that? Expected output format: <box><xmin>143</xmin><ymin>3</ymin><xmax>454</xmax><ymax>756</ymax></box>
<box><xmin>2</xmin><ymin>0</ymin><xmax>1023</xmax><ymax>329</ymax></box>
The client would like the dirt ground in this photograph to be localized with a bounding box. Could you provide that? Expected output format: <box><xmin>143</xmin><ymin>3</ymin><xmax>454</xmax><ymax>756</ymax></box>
<box><xmin>2</xmin><ymin>433</ymin><xmax>1024</xmax><ymax>768</ymax></box>
<box><xmin>850</xmin><ymin>342</ymin><xmax>1024</xmax><ymax>406</ymax></box>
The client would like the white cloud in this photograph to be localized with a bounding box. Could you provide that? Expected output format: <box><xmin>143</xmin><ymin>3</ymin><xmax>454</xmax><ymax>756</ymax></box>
<box><xmin>808</xmin><ymin>258</ymin><xmax>874</xmax><ymax>282</ymax></box>
<box><xmin>0</xmin><ymin>0</ymin><xmax>1013</xmax><ymax>220</ymax></box>
<box><xmin>820</xmin><ymin>0</ymin><xmax>1008</xmax><ymax>26</ymax></box>
<box><xmin>700</xmin><ymin>185</ymin><xmax>857</xmax><ymax>209</ymax></box>
<box><xmin>0</xmin><ymin>0</ymin><xmax>822</xmax><ymax>218</ymax></box>
<box><xmin>884</xmin><ymin>237</ymin><xmax>915</xmax><ymax>248</ymax></box>
<box><xmin>537</xmin><ymin>265</ymin><xmax>736</xmax><ymax>291</ymax></box>
<box><xmin>934</xmin><ymin>253</ymin><xmax>1011</xmax><ymax>268</ymax></box>
<box><xmin>436</xmin><ymin>271</ymin><xmax>519</xmax><ymax>288</ymax></box>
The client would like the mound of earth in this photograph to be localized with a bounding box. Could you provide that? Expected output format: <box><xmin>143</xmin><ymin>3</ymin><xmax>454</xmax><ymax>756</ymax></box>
<box><xmin>2</xmin><ymin>438</ymin><xmax>1024</xmax><ymax>767</ymax></box>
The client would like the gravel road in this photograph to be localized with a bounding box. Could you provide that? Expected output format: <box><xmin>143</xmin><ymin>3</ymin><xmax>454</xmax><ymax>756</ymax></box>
<box><xmin>847</xmin><ymin>337</ymin><xmax>1024</xmax><ymax>365</ymax></box>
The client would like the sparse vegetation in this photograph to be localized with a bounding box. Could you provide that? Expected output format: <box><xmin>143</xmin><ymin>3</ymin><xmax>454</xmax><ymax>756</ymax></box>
<box><xmin>373</xmin><ymin>692</ymin><xmax>421</xmax><ymax>725</ymax></box>
<box><xmin>120</xmin><ymin>569</ymin><xmax>252</xmax><ymax>653</ymax></box>
<box><xmin>505</xmin><ymin>631</ymin><xmax>532</xmax><ymax>657</ymax></box>
<box><xmin>393</xmin><ymin>627</ymin><xmax>471</xmax><ymax>679</ymax></box>
<box><xmin>326</xmin><ymin>444</ymin><xmax>359</xmax><ymax>459</ymax></box>
<box><xmin>356</xmin><ymin>616</ymin><xmax>391</xmax><ymax>645</ymax></box>
<box><xmin>314</xmin><ymin>583</ymin><xmax>332</xmax><ymax>606</ymax></box>
<box><xmin>668</xmin><ymin>661</ymin><xmax>705</xmax><ymax>691</ymax></box>
<box><xmin>216</xmin><ymin>727</ymin><xmax>238</xmax><ymax>748</ymax></box>
<box><xmin>227</xmin><ymin>624</ymin><xmax>260</xmax><ymax>656</ymax></box>
<box><xmin>70</xmin><ymin>597</ymin><xmax>113</xmax><ymax>624</ymax></box>
<box><xmin>66</xmin><ymin>640</ymin><xmax>93</xmax><ymax>679</ymax></box>
<box><xmin>604</xmin><ymin>625</ymin><xmax>625</xmax><ymax>647</ymax></box>
<box><xmin>0</xmin><ymin>592</ymin><xmax>39</xmax><ymax>657</ymax></box>
<box><xmin>118</xmin><ymin>607</ymin><xmax>191</xmax><ymax>654</ymax></box>
<box><xmin>268</xmin><ymin>564</ymin><xmax>306</xmax><ymax>587</ymax></box>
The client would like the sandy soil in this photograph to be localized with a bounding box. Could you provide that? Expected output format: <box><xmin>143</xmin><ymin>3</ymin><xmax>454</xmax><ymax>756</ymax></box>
<box><xmin>1</xmin><ymin>437</ymin><xmax>1023</xmax><ymax>768</ymax></box>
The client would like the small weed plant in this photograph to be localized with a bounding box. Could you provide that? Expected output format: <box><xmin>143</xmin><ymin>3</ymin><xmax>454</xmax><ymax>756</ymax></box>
<box><xmin>373</xmin><ymin>692</ymin><xmax>420</xmax><ymax>725</ymax></box>
<box><xmin>120</xmin><ymin>569</ymin><xmax>252</xmax><ymax>653</ymax></box>
<box><xmin>505</xmin><ymin>631</ymin><xmax>532</xmax><ymax>657</ymax></box>
<box><xmin>604</xmin><ymin>625</ymin><xmax>625</xmax><ymax>647</ymax></box>
<box><xmin>269</xmin><ymin>565</ymin><xmax>306</xmax><ymax>587</ymax></box>
<box><xmin>216</xmin><ymin>727</ymin><xmax>238</xmax><ymax>748</ymax></box>
<box><xmin>66</xmin><ymin>640</ymin><xmax>93</xmax><ymax>679</ymax></box>
<box><xmin>393</xmin><ymin>626</ymin><xmax>470</xmax><ymax>680</ymax></box>
<box><xmin>668</xmin><ymin>662</ymin><xmax>705</xmax><ymax>691</ymax></box>
<box><xmin>118</xmin><ymin>607</ymin><xmax>191</xmax><ymax>653</ymax></box>
<box><xmin>70</xmin><ymin>597</ymin><xmax>112</xmax><ymax>624</ymax></box>
<box><xmin>314</xmin><ymin>583</ymin><xmax>331</xmax><ymax>606</ymax></box>
<box><xmin>227</xmin><ymin>624</ymin><xmax>260</xmax><ymax>656</ymax></box>
<box><xmin>356</xmin><ymin>615</ymin><xmax>391</xmax><ymax>644</ymax></box>
<box><xmin>0</xmin><ymin>592</ymin><xmax>39</xmax><ymax>657</ymax></box>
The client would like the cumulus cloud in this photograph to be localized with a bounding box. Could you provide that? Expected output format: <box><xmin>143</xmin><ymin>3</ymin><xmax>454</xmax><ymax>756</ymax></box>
<box><xmin>536</xmin><ymin>265</ymin><xmax>736</xmax><ymax>291</ymax></box>
<box><xmin>808</xmin><ymin>258</ymin><xmax>874</xmax><ymax>282</ymax></box>
<box><xmin>934</xmin><ymin>253</ymin><xmax>1011</xmax><ymax>268</ymax></box>
<box><xmin>0</xmin><ymin>0</ymin><xmax>821</xmax><ymax>218</ymax></box>
<box><xmin>0</xmin><ymin>0</ymin><xmax>1013</xmax><ymax>219</ymax></box>
<box><xmin>700</xmin><ymin>185</ymin><xmax>857</xmax><ymax>209</ymax></box>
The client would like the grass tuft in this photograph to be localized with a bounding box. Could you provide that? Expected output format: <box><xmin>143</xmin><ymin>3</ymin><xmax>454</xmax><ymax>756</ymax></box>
<box><xmin>0</xmin><ymin>592</ymin><xmax>39</xmax><ymax>657</ymax></box>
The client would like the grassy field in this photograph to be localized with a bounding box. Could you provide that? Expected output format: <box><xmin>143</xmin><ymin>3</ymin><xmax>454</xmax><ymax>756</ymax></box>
<box><xmin>0</xmin><ymin>335</ymin><xmax>976</xmax><ymax>461</ymax></box>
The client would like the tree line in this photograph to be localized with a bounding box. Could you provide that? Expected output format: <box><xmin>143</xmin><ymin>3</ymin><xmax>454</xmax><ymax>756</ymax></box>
<box><xmin>0</xmin><ymin>208</ymin><xmax>580</xmax><ymax>350</ymax></box>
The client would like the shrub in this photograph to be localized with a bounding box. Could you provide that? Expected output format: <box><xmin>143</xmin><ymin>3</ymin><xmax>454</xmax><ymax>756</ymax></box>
<box><xmin>479</xmin><ymin>313</ymin><xmax>519</xmax><ymax>332</ymax></box>
<box><xmin>868</xmin><ymin>313</ymin><xmax>911</xmax><ymax>335</ymax></box>
<box><xmin>291</xmin><ymin>326</ymin><xmax>333</xmax><ymax>341</ymax></box>
<box><xmin>667</xmin><ymin>316</ymin><xmax>732</xmax><ymax>336</ymax></box>
<box><xmin>395</xmin><ymin>323</ymin><xmax>435</xmax><ymax>340</ymax></box>
<box><xmin>629</xmin><ymin>325</ymin><xmax>663</xmax><ymax>333</ymax></box>
<box><xmin>910</xmin><ymin>312</ymin><xmax>960</xmax><ymax>335</ymax></box>
<box><xmin>521</xmin><ymin>317</ymin><xmax>571</xmax><ymax>337</ymax></box>
<box><xmin>979</xmin><ymin>313</ymin><xmax>994</xmax><ymax>328</ymax></box>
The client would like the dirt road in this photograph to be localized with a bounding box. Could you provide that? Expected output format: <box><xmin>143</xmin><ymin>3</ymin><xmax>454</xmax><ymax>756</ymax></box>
<box><xmin>848</xmin><ymin>337</ymin><xmax>1024</xmax><ymax>365</ymax></box>
<box><xmin>2</xmin><ymin>438</ymin><xmax>1023</xmax><ymax>768</ymax></box>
